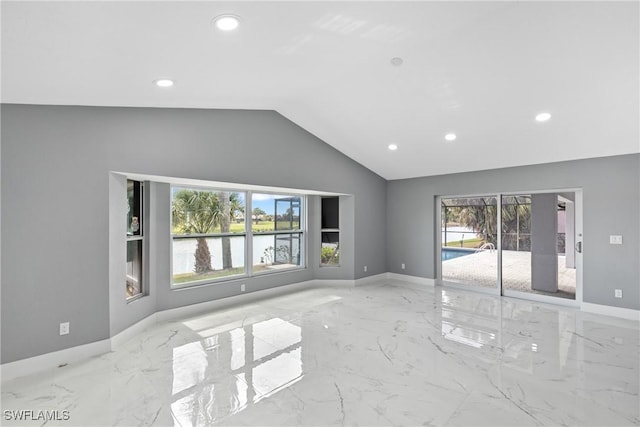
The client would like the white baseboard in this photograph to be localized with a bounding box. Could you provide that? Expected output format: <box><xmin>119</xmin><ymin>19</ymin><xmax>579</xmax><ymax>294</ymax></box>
<box><xmin>312</xmin><ymin>279</ymin><xmax>355</xmax><ymax>287</ymax></box>
<box><xmin>111</xmin><ymin>313</ymin><xmax>158</xmax><ymax>349</ymax></box>
<box><xmin>156</xmin><ymin>280</ymin><xmax>316</xmax><ymax>322</ymax></box>
<box><xmin>581</xmin><ymin>302</ymin><xmax>640</xmax><ymax>321</ymax></box>
<box><xmin>314</xmin><ymin>273</ymin><xmax>398</xmax><ymax>288</ymax></box>
<box><xmin>386</xmin><ymin>272</ymin><xmax>436</xmax><ymax>286</ymax></box>
<box><xmin>354</xmin><ymin>273</ymin><xmax>388</xmax><ymax>287</ymax></box>
<box><xmin>1</xmin><ymin>339</ymin><xmax>111</xmax><ymax>382</ymax></box>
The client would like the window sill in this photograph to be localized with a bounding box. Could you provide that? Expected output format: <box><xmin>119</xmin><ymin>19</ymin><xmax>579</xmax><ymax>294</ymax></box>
<box><xmin>252</xmin><ymin>265</ymin><xmax>305</xmax><ymax>277</ymax></box>
<box><xmin>171</xmin><ymin>272</ymin><xmax>249</xmax><ymax>290</ymax></box>
<box><xmin>126</xmin><ymin>293</ymin><xmax>146</xmax><ymax>304</ymax></box>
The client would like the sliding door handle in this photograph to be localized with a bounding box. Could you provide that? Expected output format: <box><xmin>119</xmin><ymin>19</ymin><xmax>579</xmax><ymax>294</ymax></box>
<box><xmin>575</xmin><ymin>241</ymin><xmax>582</xmax><ymax>253</ymax></box>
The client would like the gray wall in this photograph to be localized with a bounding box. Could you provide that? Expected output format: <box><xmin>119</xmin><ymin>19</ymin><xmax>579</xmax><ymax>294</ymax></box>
<box><xmin>1</xmin><ymin>104</ymin><xmax>387</xmax><ymax>363</ymax></box>
<box><xmin>386</xmin><ymin>154</ymin><xmax>640</xmax><ymax>310</ymax></box>
<box><xmin>309</xmin><ymin>195</ymin><xmax>356</xmax><ymax>281</ymax></box>
<box><xmin>108</xmin><ymin>175</ymin><xmax>158</xmax><ymax>337</ymax></box>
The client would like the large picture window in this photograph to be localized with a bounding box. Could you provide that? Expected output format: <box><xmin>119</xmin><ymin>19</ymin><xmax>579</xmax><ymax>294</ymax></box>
<box><xmin>171</xmin><ymin>188</ymin><xmax>246</xmax><ymax>285</ymax></box>
<box><xmin>171</xmin><ymin>187</ymin><xmax>305</xmax><ymax>287</ymax></box>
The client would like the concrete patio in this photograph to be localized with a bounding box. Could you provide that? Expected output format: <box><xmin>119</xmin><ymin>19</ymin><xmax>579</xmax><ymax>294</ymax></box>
<box><xmin>442</xmin><ymin>249</ymin><xmax>576</xmax><ymax>299</ymax></box>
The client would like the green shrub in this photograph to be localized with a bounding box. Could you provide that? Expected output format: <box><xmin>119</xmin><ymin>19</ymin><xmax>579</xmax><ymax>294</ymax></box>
<box><xmin>321</xmin><ymin>246</ymin><xmax>339</xmax><ymax>265</ymax></box>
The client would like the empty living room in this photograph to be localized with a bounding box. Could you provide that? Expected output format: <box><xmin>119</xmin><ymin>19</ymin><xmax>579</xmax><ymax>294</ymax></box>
<box><xmin>1</xmin><ymin>1</ymin><xmax>639</xmax><ymax>426</ymax></box>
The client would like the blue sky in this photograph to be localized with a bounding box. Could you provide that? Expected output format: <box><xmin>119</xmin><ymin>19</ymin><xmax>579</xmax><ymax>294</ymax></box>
<box><xmin>252</xmin><ymin>194</ymin><xmax>298</xmax><ymax>215</ymax></box>
<box><xmin>252</xmin><ymin>198</ymin><xmax>275</xmax><ymax>215</ymax></box>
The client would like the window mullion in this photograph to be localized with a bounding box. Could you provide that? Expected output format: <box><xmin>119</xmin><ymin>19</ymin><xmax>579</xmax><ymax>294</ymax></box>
<box><xmin>246</xmin><ymin>191</ymin><xmax>253</xmax><ymax>277</ymax></box>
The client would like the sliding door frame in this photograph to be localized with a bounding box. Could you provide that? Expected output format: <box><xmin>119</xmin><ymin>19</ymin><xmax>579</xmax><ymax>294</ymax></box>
<box><xmin>437</xmin><ymin>188</ymin><xmax>583</xmax><ymax>307</ymax></box>
<box><xmin>437</xmin><ymin>194</ymin><xmax>501</xmax><ymax>296</ymax></box>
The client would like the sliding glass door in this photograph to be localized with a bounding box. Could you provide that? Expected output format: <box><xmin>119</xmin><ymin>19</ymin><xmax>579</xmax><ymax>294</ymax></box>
<box><xmin>501</xmin><ymin>193</ymin><xmax>577</xmax><ymax>302</ymax></box>
<box><xmin>440</xmin><ymin>196</ymin><xmax>499</xmax><ymax>293</ymax></box>
<box><xmin>439</xmin><ymin>191</ymin><xmax>581</xmax><ymax>305</ymax></box>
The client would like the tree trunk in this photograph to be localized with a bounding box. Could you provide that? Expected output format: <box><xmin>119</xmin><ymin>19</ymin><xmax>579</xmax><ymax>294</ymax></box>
<box><xmin>194</xmin><ymin>238</ymin><xmax>212</xmax><ymax>273</ymax></box>
<box><xmin>218</xmin><ymin>192</ymin><xmax>233</xmax><ymax>269</ymax></box>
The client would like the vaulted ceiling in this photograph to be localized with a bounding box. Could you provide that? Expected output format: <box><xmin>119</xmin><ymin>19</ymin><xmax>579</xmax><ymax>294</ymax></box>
<box><xmin>2</xmin><ymin>1</ymin><xmax>638</xmax><ymax>180</ymax></box>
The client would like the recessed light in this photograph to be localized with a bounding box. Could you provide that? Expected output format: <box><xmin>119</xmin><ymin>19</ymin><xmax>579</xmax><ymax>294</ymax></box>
<box><xmin>535</xmin><ymin>112</ymin><xmax>551</xmax><ymax>122</ymax></box>
<box><xmin>390</xmin><ymin>57</ymin><xmax>403</xmax><ymax>67</ymax></box>
<box><xmin>445</xmin><ymin>133</ymin><xmax>457</xmax><ymax>142</ymax></box>
<box><xmin>154</xmin><ymin>79</ymin><xmax>174</xmax><ymax>88</ymax></box>
<box><xmin>213</xmin><ymin>14</ymin><xmax>240</xmax><ymax>31</ymax></box>
<box><xmin>388</xmin><ymin>144</ymin><xmax>398</xmax><ymax>151</ymax></box>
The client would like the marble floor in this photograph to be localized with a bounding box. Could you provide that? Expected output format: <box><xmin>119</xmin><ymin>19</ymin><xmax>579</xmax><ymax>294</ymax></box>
<box><xmin>2</xmin><ymin>280</ymin><xmax>639</xmax><ymax>426</ymax></box>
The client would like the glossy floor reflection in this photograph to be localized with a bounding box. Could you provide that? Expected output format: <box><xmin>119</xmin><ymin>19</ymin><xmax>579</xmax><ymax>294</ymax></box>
<box><xmin>2</xmin><ymin>280</ymin><xmax>639</xmax><ymax>426</ymax></box>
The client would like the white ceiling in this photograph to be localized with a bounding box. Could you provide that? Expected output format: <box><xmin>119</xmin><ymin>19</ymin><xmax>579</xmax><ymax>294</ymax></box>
<box><xmin>2</xmin><ymin>1</ymin><xmax>638</xmax><ymax>180</ymax></box>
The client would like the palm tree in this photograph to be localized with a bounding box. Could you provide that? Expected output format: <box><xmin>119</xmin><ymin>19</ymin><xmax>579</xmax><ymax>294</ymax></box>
<box><xmin>252</xmin><ymin>207</ymin><xmax>266</xmax><ymax>223</ymax></box>
<box><xmin>217</xmin><ymin>192</ymin><xmax>244</xmax><ymax>270</ymax></box>
<box><xmin>172</xmin><ymin>190</ymin><xmax>220</xmax><ymax>273</ymax></box>
<box><xmin>172</xmin><ymin>190</ymin><xmax>244</xmax><ymax>274</ymax></box>
<box><xmin>446</xmin><ymin>197</ymin><xmax>532</xmax><ymax>249</ymax></box>
<box><xmin>454</xmin><ymin>198</ymin><xmax>498</xmax><ymax>245</ymax></box>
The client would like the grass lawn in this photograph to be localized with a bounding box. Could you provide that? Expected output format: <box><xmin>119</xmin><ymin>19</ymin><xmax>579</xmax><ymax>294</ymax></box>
<box><xmin>173</xmin><ymin>267</ymin><xmax>245</xmax><ymax>284</ymax></box>
<box><xmin>173</xmin><ymin>264</ymin><xmax>299</xmax><ymax>284</ymax></box>
<box><xmin>229</xmin><ymin>221</ymin><xmax>300</xmax><ymax>233</ymax></box>
<box><xmin>444</xmin><ymin>237</ymin><xmax>484</xmax><ymax>248</ymax></box>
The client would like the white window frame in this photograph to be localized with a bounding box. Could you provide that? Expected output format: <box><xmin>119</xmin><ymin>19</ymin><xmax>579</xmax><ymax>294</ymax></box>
<box><xmin>249</xmin><ymin>191</ymin><xmax>306</xmax><ymax>277</ymax></box>
<box><xmin>170</xmin><ymin>186</ymin><xmax>307</xmax><ymax>288</ymax></box>
<box><xmin>320</xmin><ymin>196</ymin><xmax>340</xmax><ymax>267</ymax></box>
<box><xmin>126</xmin><ymin>180</ymin><xmax>145</xmax><ymax>302</ymax></box>
<box><xmin>170</xmin><ymin>185</ymin><xmax>249</xmax><ymax>288</ymax></box>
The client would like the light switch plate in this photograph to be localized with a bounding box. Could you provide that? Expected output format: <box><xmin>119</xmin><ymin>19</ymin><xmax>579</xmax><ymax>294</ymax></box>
<box><xmin>609</xmin><ymin>235</ymin><xmax>623</xmax><ymax>245</ymax></box>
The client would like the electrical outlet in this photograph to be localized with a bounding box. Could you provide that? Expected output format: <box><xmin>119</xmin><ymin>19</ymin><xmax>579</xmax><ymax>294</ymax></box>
<box><xmin>401</xmin><ymin>263</ymin><xmax>405</xmax><ymax>270</ymax></box>
<box><xmin>363</xmin><ymin>266</ymin><xmax>367</xmax><ymax>272</ymax></box>
<box><xmin>610</xmin><ymin>235</ymin><xmax>623</xmax><ymax>245</ymax></box>
<box><xmin>614</xmin><ymin>289</ymin><xmax>623</xmax><ymax>298</ymax></box>
<box><xmin>59</xmin><ymin>322</ymin><xmax>70</xmax><ymax>336</ymax></box>
<box><xmin>240</xmin><ymin>284</ymin><xmax>246</xmax><ymax>292</ymax></box>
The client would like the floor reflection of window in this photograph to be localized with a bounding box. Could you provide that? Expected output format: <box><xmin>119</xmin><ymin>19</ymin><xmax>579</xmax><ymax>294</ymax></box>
<box><xmin>441</xmin><ymin>321</ymin><xmax>485</xmax><ymax>349</ymax></box>
<box><xmin>230</xmin><ymin>328</ymin><xmax>245</xmax><ymax>370</ymax></box>
<box><xmin>172</xmin><ymin>342</ymin><xmax>207</xmax><ymax>396</ymax></box>
<box><xmin>249</xmin><ymin>319</ymin><xmax>303</xmax><ymax>401</ymax></box>
<box><xmin>252</xmin><ymin>347</ymin><xmax>303</xmax><ymax>402</ymax></box>
<box><xmin>171</xmin><ymin>376</ymin><xmax>249</xmax><ymax>426</ymax></box>
<box><xmin>232</xmin><ymin>373</ymin><xmax>249</xmax><ymax>412</ymax></box>
<box><xmin>439</xmin><ymin>290</ymin><xmax>501</xmax><ymax>358</ymax></box>
<box><xmin>252</xmin><ymin>317</ymin><xmax>302</xmax><ymax>359</ymax></box>
<box><xmin>171</xmin><ymin>317</ymin><xmax>303</xmax><ymax>424</ymax></box>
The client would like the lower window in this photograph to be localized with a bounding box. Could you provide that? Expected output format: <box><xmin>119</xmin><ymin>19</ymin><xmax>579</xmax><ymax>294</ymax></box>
<box><xmin>126</xmin><ymin>239</ymin><xmax>143</xmax><ymax>298</ymax></box>
<box><xmin>172</xmin><ymin>235</ymin><xmax>246</xmax><ymax>284</ymax></box>
<box><xmin>321</xmin><ymin>232</ymin><xmax>340</xmax><ymax>266</ymax></box>
<box><xmin>253</xmin><ymin>232</ymin><xmax>303</xmax><ymax>273</ymax></box>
